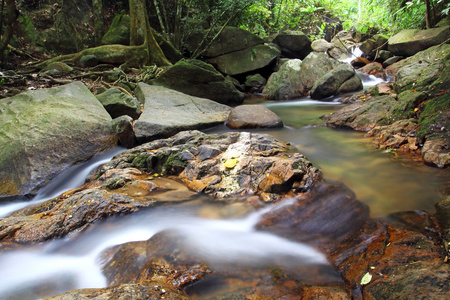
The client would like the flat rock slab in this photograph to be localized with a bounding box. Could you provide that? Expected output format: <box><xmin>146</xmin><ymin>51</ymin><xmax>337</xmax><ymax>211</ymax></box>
<box><xmin>0</xmin><ymin>82</ymin><xmax>116</xmax><ymax>201</ymax></box>
<box><xmin>226</xmin><ymin>105</ymin><xmax>283</xmax><ymax>129</ymax></box>
<box><xmin>134</xmin><ymin>84</ymin><xmax>231</xmax><ymax>143</ymax></box>
<box><xmin>388</xmin><ymin>26</ymin><xmax>450</xmax><ymax>57</ymax></box>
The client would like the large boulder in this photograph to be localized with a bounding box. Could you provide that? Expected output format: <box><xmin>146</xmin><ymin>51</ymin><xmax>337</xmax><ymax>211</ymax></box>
<box><xmin>0</xmin><ymin>82</ymin><xmax>117</xmax><ymax>201</ymax></box>
<box><xmin>388</xmin><ymin>26</ymin><xmax>450</xmax><ymax>57</ymax></box>
<box><xmin>225</xmin><ymin>105</ymin><xmax>283</xmax><ymax>129</ymax></box>
<box><xmin>386</xmin><ymin>44</ymin><xmax>450</xmax><ymax>93</ymax></box>
<box><xmin>207</xmin><ymin>43</ymin><xmax>281</xmax><ymax>76</ymax></box>
<box><xmin>96</xmin><ymin>88</ymin><xmax>141</xmax><ymax>119</ymax></box>
<box><xmin>150</xmin><ymin>59</ymin><xmax>244</xmax><ymax>105</ymax></box>
<box><xmin>134</xmin><ymin>84</ymin><xmax>231</xmax><ymax>143</ymax></box>
<box><xmin>186</xmin><ymin>26</ymin><xmax>264</xmax><ymax>58</ymax></box>
<box><xmin>273</xmin><ymin>30</ymin><xmax>312</xmax><ymax>59</ymax></box>
<box><xmin>263</xmin><ymin>53</ymin><xmax>353</xmax><ymax>100</ymax></box>
<box><xmin>262</xmin><ymin>59</ymin><xmax>303</xmax><ymax>100</ymax></box>
<box><xmin>310</xmin><ymin>64</ymin><xmax>363</xmax><ymax>100</ymax></box>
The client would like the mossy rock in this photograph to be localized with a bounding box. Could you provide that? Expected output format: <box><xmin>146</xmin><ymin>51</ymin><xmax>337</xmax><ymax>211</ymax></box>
<box><xmin>150</xmin><ymin>59</ymin><xmax>244</xmax><ymax>105</ymax></box>
<box><xmin>101</xmin><ymin>14</ymin><xmax>131</xmax><ymax>45</ymax></box>
<box><xmin>388</xmin><ymin>26</ymin><xmax>450</xmax><ymax>57</ymax></box>
<box><xmin>0</xmin><ymin>82</ymin><xmax>116</xmax><ymax>200</ymax></box>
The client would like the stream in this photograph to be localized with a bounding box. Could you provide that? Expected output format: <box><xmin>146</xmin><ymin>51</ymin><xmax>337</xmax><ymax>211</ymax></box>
<box><xmin>0</xmin><ymin>74</ymin><xmax>448</xmax><ymax>299</ymax></box>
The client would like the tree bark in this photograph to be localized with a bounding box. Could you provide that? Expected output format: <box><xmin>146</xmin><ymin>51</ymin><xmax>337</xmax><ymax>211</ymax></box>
<box><xmin>424</xmin><ymin>0</ymin><xmax>434</xmax><ymax>28</ymax></box>
<box><xmin>129</xmin><ymin>0</ymin><xmax>171</xmax><ymax>66</ymax></box>
<box><xmin>0</xmin><ymin>0</ymin><xmax>18</xmax><ymax>61</ymax></box>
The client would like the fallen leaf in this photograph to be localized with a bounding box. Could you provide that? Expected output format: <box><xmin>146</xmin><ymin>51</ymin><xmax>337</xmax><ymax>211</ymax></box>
<box><xmin>361</xmin><ymin>272</ymin><xmax>372</xmax><ymax>285</ymax></box>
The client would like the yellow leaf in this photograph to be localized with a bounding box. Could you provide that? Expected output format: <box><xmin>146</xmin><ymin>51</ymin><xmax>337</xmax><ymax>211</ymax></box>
<box><xmin>361</xmin><ymin>272</ymin><xmax>372</xmax><ymax>285</ymax></box>
<box><xmin>224</xmin><ymin>158</ymin><xmax>238</xmax><ymax>168</ymax></box>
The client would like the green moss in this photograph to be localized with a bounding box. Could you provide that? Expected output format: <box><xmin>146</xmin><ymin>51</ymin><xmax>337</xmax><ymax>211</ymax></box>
<box><xmin>417</xmin><ymin>94</ymin><xmax>450</xmax><ymax>139</ymax></box>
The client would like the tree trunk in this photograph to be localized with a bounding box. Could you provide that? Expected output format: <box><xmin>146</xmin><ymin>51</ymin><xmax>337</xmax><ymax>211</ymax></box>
<box><xmin>92</xmin><ymin>0</ymin><xmax>103</xmax><ymax>45</ymax></box>
<box><xmin>129</xmin><ymin>0</ymin><xmax>171</xmax><ymax>66</ymax></box>
<box><xmin>424</xmin><ymin>0</ymin><xmax>434</xmax><ymax>28</ymax></box>
<box><xmin>0</xmin><ymin>0</ymin><xmax>17</xmax><ymax>61</ymax></box>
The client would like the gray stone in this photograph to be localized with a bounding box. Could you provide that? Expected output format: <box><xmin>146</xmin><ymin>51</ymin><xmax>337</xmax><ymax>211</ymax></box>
<box><xmin>388</xmin><ymin>26</ymin><xmax>450</xmax><ymax>57</ymax></box>
<box><xmin>96</xmin><ymin>88</ymin><xmax>141</xmax><ymax>119</ymax></box>
<box><xmin>382</xmin><ymin>56</ymin><xmax>404</xmax><ymax>68</ymax></box>
<box><xmin>262</xmin><ymin>59</ymin><xmax>303</xmax><ymax>100</ymax></box>
<box><xmin>134</xmin><ymin>83</ymin><xmax>231</xmax><ymax>143</ymax></box>
<box><xmin>206</xmin><ymin>43</ymin><xmax>281</xmax><ymax>76</ymax></box>
<box><xmin>0</xmin><ymin>82</ymin><xmax>116</xmax><ymax>200</ymax></box>
<box><xmin>311</xmin><ymin>64</ymin><xmax>361</xmax><ymax>100</ymax></box>
<box><xmin>273</xmin><ymin>30</ymin><xmax>312</xmax><ymax>59</ymax></box>
<box><xmin>186</xmin><ymin>26</ymin><xmax>264</xmax><ymax>58</ymax></box>
<box><xmin>112</xmin><ymin>115</ymin><xmax>136</xmax><ymax>148</ymax></box>
<box><xmin>150</xmin><ymin>59</ymin><xmax>244</xmax><ymax>105</ymax></box>
<box><xmin>311</xmin><ymin>39</ymin><xmax>335</xmax><ymax>52</ymax></box>
<box><xmin>226</xmin><ymin>105</ymin><xmax>283</xmax><ymax>129</ymax></box>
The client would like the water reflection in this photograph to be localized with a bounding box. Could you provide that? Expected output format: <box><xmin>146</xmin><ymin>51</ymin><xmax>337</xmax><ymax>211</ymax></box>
<box><xmin>206</xmin><ymin>98</ymin><xmax>448</xmax><ymax>217</ymax></box>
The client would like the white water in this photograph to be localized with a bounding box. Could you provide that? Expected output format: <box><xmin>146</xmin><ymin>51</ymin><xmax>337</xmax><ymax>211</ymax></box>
<box><xmin>0</xmin><ymin>199</ymin><xmax>329</xmax><ymax>299</ymax></box>
<box><xmin>0</xmin><ymin>147</ymin><xmax>125</xmax><ymax>218</ymax></box>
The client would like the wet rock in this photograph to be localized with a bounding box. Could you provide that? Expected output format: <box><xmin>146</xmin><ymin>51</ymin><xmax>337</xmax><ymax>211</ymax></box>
<box><xmin>257</xmin><ymin>180</ymin><xmax>370</xmax><ymax>243</ymax></box>
<box><xmin>435</xmin><ymin>196</ymin><xmax>450</xmax><ymax>237</ymax></box>
<box><xmin>150</xmin><ymin>59</ymin><xmax>244</xmax><ymax>105</ymax></box>
<box><xmin>358</xmin><ymin>62</ymin><xmax>385</xmax><ymax>80</ymax></box>
<box><xmin>311</xmin><ymin>64</ymin><xmax>362</xmax><ymax>100</ymax></box>
<box><xmin>112</xmin><ymin>115</ymin><xmax>136</xmax><ymax>148</ymax></box>
<box><xmin>100</xmin><ymin>130</ymin><xmax>321</xmax><ymax>201</ymax></box>
<box><xmin>207</xmin><ymin>43</ymin><xmax>281</xmax><ymax>76</ymax></box>
<box><xmin>96</xmin><ymin>88</ymin><xmax>141</xmax><ymax>119</ymax></box>
<box><xmin>321</xmin><ymin>95</ymin><xmax>398</xmax><ymax>131</ymax></box>
<box><xmin>0</xmin><ymin>188</ymin><xmax>152</xmax><ymax>244</ymax></box>
<box><xmin>388</xmin><ymin>26</ymin><xmax>450</xmax><ymax>57</ymax></box>
<box><xmin>331</xmin><ymin>210</ymin><xmax>447</xmax><ymax>299</ymax></box>
<box><xmin>351</xmin><ymin>56</ymin><xmax>371</xmax><ymax>68</ymax></box>
<box><xmin>263</xmin><ymin>52</ymin><xmax>347</xmax><ymax>100</ymax></box>
<box><xmin>133</xmin><ymin>84</ymin><xmax>231</xmax><ymax>143</ymax></box>
<box><xmin>366</xmin><ymin>119</ymin><xmax>419</xmax><ymax>152</ymax></box>
<box><xmin>0</xmin><ymin>82</ymin><xmax>117</xmax><ymax>201</ymax></box>
<box><xmin>273</xmin><ymin>30</ymin><xmax>312</xmax><ymax>59</ymax></box>
<box><xmin>48</xmin><ymin>283</ymin><xmax>188</xmax><ymax>300</ymax></box>
<box><xmin>225</xmin><ymin>105</ymin><xmax>283</xmax><ymax>129</ymax></box>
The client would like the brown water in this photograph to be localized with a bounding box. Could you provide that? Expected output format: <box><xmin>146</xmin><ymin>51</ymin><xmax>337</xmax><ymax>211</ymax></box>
<box><xmin>207</xmin><ymin>99</ymin><xmax>449</xmax><ymax>217</ymax></box>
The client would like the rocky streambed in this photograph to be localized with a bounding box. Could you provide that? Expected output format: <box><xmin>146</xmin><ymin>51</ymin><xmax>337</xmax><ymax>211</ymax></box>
<box><xmin>0</xmin><ymin>24</ymin><xmax>449</xmax><ymax>299</ymax></box>
<box><xmin>0</xmin><ymin>130</ymin><xmax>448</xmax><ymax>299</ymax></box>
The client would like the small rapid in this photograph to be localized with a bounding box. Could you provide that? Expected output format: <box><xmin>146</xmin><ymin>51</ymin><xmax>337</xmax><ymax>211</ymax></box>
<box><xmin>0</xmin><ymin>147</ymin><xmax>125</xmax><ymax>218</ymax></box>
<box><xmin>0</xmin><ymin>199</ymin><xmax>329</xmax><ymax>299</ymax></box>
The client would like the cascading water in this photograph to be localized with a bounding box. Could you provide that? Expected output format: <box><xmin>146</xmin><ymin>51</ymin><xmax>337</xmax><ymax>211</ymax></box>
<box><xmin>0</xmin><ymin>198</ymin><xmax>330</xmax><ymax>299</ymax></box>
<box><xmin>0</xmin><ymin>147</ymin><xmax>125</xmax><ymax>218</ymax></box>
